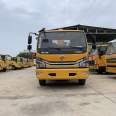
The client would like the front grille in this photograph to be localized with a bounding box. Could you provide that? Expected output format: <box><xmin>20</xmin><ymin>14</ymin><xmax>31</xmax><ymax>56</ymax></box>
<box><xmin>48</xmin><ymin>62</ymin><xmax>77</xmax><ymax>65</ymax></box>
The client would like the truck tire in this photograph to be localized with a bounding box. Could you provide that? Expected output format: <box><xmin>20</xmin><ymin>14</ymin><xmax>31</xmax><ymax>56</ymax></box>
<box><xmin>3</xmin><ymin>68</ymin><xmax>6</xmax><ymax>72</ymax></box>
<box><xmin>98</xmin><ymin>68</ymin><xmax>103</xmax><ymax>74</ymax></box>
<box><xmin>78</xmin><ymin>79</ymin><xmax>86</xmax><ymax>85</ymax></box>
<box><xmin>12</xmin><ymin>66</ymin><xmax>16</xmax><ymax>70</ymax></box>
<box><xmin>39</xmin><ymin>80</ymin><xmax>46</xmax><ymax>86</ymax></box>
<box><xmin>97</xmin><ymin>67</ymin><xmax>106</xmax><ymax>74</ymax></box>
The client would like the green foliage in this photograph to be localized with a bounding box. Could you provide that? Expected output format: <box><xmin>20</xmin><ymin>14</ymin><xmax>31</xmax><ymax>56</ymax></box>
<box><xmin>17</xmin><ymin>52</ymin><xmax>33</xmax><ymax>59</ymax></box>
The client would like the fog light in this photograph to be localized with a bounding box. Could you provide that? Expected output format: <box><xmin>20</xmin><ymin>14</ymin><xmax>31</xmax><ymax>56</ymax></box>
<box><xmin>81</xmin><ymin>71</ymin><xmax>89</xmax><ymax>75</ymax></box>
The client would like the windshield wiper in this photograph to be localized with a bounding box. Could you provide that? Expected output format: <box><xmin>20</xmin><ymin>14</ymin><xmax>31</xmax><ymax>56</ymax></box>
<box><xmin>69</xmin><ymin>46</ymin><xmax>83</xmax><ymax>48</ymax></box>
<box><xmin>40</xmin><ymin>47</ymin><xmax>62</xmax><ymax>51</ymax></box>
<box><xmin>69</xmin><ymin>46</ymin><xmax>85</xmax><ymax>51</ymax></box>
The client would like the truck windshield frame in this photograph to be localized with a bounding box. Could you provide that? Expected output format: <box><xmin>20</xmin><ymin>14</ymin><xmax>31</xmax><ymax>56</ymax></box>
<box><xmin>37</xmin><ymin>31</ymin><xmax>87</xmax><ymax>54</ymax></box>
<box><xmin>106</xmin><ymin>42</ymin><xmax>116</xmax><ymax>54</ymax></box>
<box><xmin>0</xmin><ymin>55</ymin><xmax>2</xmax><ymax>60</ymax></box>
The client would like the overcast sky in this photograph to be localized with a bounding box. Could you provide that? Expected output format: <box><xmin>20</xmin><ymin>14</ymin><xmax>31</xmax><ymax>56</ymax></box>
<box><xmin>0</xmin><ymin>0</ymin><xmax>116</xmax><ymax>56</ymax></box>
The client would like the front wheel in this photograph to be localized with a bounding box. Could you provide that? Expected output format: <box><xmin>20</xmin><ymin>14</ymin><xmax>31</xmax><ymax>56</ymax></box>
<box><xmin>39</xmin><ymin>80</ymin><xmax>46</xmax><ymax>86</ymax></box>
<box><xmin>12</xmin><ymin>65</ymin><xmax>16</xmax><ymax>70</ymax></box>
<box><xmin>3</xmin><ymin>68</ymin><xmax>7</xmax><ymax>72</ymax></box>
<box><xmin>78</xmin><ymin>79</ymin><xmax>86</xmax><ymax>85</ymax></box>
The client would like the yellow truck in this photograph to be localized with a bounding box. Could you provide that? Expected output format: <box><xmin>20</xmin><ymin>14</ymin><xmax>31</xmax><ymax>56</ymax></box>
<box><xmin>106</xmin><ymin>39</ymin><xmax>116</xmax><ymax>73</ymax></box>
<box><xmin>91</xmin><ymin>40</ymin><xmax>116</xmax><ymax>74</ymax></box>
<box><xmin>0</xmin><ymin>55</ymin><xmax>7</xmax><ymax>71</ymax></box>
<box><xmin>27</xmin><ymin>29</ymin><xmax>89</xmax><ymax>86</ymax></box>
<box><xmin>0</xmin><ymin>55</ymin><xmax>5</xmax><ymax>71</ymax></box>
<box><xmin>11</xmin><ymin>57</ymin><xmax>24</xmax><ymax>69</ymax></box>
<box><xmin>89</xmin><ymin>45</ymin><xmax>108</xmax><ymax>73</ymax></box>
<box><xmin>0</xmin><ymin>55</ymin><xmax>17</xmax><ymax>71</ymax></box>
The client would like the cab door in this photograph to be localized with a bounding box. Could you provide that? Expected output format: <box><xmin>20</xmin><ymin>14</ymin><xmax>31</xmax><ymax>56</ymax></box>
<box><xmin>106</xmin><ymin>54</ymin><xmax>116</xmax><ymax>73</ymax></box>
<box><xmin>106</xmin><ymin>42</ymin><xmax>116</xmax><ymax>73</ymax></box>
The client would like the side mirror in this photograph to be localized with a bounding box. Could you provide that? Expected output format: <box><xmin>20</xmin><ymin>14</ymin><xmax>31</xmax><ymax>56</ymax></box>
<box><xmin>27</xmin><ymin>45</ymin><xmax>32</xmax><ymax>51</ymax></box>
<box><xmin>92</xmin><ymin>44</ymin><xmax>96</xmax><ymax>50</ymax></box>
<box><xmin>28</xmin><ymin>35</ymin><xmax>32</xmax><ymax>44</ymax></box>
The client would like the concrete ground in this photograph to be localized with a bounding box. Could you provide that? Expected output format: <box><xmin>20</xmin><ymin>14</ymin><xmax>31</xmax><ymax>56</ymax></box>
<box><xmin>0</xmin><ymin>67</ymin><xmax>116</xmax><ymax>116</ymax></box>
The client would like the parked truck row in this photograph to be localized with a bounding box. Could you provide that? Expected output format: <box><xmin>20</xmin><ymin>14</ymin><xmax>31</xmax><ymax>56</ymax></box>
<box><xmin>0</xmin><ymin>54</ymin><xmax>34</xmax><ymax>72</ymax></box>
<box><xmin>89</xmin><ymin>39</ymin><xmax>116</xmax><ymax>74</ymax></box>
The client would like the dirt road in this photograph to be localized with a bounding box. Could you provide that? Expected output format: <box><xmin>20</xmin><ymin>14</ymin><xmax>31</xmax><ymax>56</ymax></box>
<box><xmin>0</xmin><ymin>67</ymin><xmax>116</xmax><ymax>116</ymax></box>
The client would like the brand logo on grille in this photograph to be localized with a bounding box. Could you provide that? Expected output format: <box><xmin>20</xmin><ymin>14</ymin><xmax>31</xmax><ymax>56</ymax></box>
<box><xmin>60</xmin><ymin>55</ymin><xmax>65</xmax><ymax>61</ymax></box>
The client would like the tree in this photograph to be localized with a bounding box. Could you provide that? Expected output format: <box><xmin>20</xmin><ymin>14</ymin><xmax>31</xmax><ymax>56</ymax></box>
<box><xmin>17</xmin><ymin>51</ymin><xmax>33</xmax><ymax>59</ymax></box>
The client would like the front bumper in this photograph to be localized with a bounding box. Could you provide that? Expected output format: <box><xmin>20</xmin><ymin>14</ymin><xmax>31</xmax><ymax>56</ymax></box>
<box><xmin>36</xmin><ymin>68</ymin><xmax>89</xmax><ymax>80</ymax></box>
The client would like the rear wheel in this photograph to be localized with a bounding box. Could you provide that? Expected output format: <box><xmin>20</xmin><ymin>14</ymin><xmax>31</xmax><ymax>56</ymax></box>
<box><xmin>97</xmin><ymin>67</ymin><xmax>106</xmax><ymax>74</ymax></box>
<box><xmin>39</xmin><ymin>80</ymin><xmax>46</xmax><ymax>86</ymax></box>
<box><xmin>78</xmin><ymin>79</ymin><xmax>86</xmax><ymax>85</ymax></box>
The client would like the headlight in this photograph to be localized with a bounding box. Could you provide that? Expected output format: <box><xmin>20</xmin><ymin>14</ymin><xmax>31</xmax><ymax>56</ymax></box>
<box><xmin>36</xmin><ymin>57</ymin><xmax>89</xmax><ymax>68</ymax></box>
<box><xmin>78</xmin><ymin>58</ymin><xmax>89</xmax><ymax>68</ymax></box>
<box><xmin>36</xmin><ymin>58</ymin><xmax>46</xmax><ymax>68</ymax></box>
<box><xmin>79</xmin><ymin>61</ymin><xmax>88</xmax><ymax>67</ymax></box>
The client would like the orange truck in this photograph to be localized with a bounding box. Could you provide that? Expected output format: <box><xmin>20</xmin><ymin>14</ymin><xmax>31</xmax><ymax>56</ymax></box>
<box><xmin>106</xmin><ymin>39</ymin><xmax>116</xmax><ymax>73</ymax></box>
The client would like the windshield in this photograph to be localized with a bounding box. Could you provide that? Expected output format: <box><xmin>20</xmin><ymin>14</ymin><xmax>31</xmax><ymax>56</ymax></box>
<box><xmin>37</xmin><ymin>31</ymin><xmax>87</xmax><ymax>54</ymax></box>
<box><xmin>107</xmin><ymin>42</ymin><xmax>116</xmax><ymax>54</ymax></box>
<box><xmin>1</xmin><ymin>55</ymin><xmax>5</xmax><ymax>60</ymax></box>
<box><xmin>6</xmin><ymin>56</ymin><xmax>12</xmax><ymax>61</ymax></box>
<box><xmin>12</xmin><ymin>57</ymin><xmax>17</xmax><ymax>61</ymax></box>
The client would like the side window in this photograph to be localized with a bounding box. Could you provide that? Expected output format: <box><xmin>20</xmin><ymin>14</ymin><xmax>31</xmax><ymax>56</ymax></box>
<box><xmin>17</xmin><ymin>58</ymin><xmax>19</xmax><ymax>62</ymax></box>
<box><xmin>106</xmin><ymin>47</ymin><xmax>111</xmax><ymax>54</ymax></box>
<box><xmin>38</xmin><ymin>33</ymin><xmax>44</xmax><ymax>48</ymax></box>
<box><xmin>17</xmin><ymin>57</ymin><xmax>22</xmax><ymax>62</ymax></box>
<box><xmin>1</xmin><ymin>55</ymin><xmax>6</xmax><ymax>60</ymax></box>
<box><xmin>106</xmin><ymin>44</ymin><xmax>116</xmax><ymax>54</ymax></box>
<box><xmin>112</xmin><ymin>44</ymin><xmax>116</xmax><ymax>53</ymax></box>
<box><xmin>106</xmin><ymin>44</ymin><xmax>112</xmax><ymax>55</ymax></box>
<box><xmin>7</xmin><ymin>56</ymin><xmax>12</xmax><ymax>61</ymax></box>
<box><xmin>21</xmin><ymin>58</ymin><xmax>23</xmax><ymax>62</ymax></box>
<box><xmin>0</xmin><ymin>56</ymin><xmax>2</xmax><ymax>60</ymax></box>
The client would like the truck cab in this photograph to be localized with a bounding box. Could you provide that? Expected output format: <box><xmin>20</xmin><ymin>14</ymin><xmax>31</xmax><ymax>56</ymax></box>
<box><xmin>91</xmin><ymin>40</ymin><xmax>116</xmax><ymax>74</ymax></box>
<box><xmin>28</xmin><ymin>29</ymin><xmax>89</xmax><ymax>86</ymax></box>
<box><xmin>96</xmin><ymin>45</ymin><xmax>108</xmax><ymax>73</ymax></box>
<box><xmin>12</xmin><ymin>57</ymin><xmax>24</xmax><ymax>69</ymax></box>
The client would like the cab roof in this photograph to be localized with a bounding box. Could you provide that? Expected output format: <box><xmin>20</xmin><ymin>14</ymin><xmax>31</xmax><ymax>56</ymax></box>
<box><xmin>109</xmin><ymin>39</ymin><xmax>116</xmax><ymax>43</ymax></box>
<box><xmin>45</xmin><ymin>29</ymin><xmax>83</xmax><ymax>33</ymax></box>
